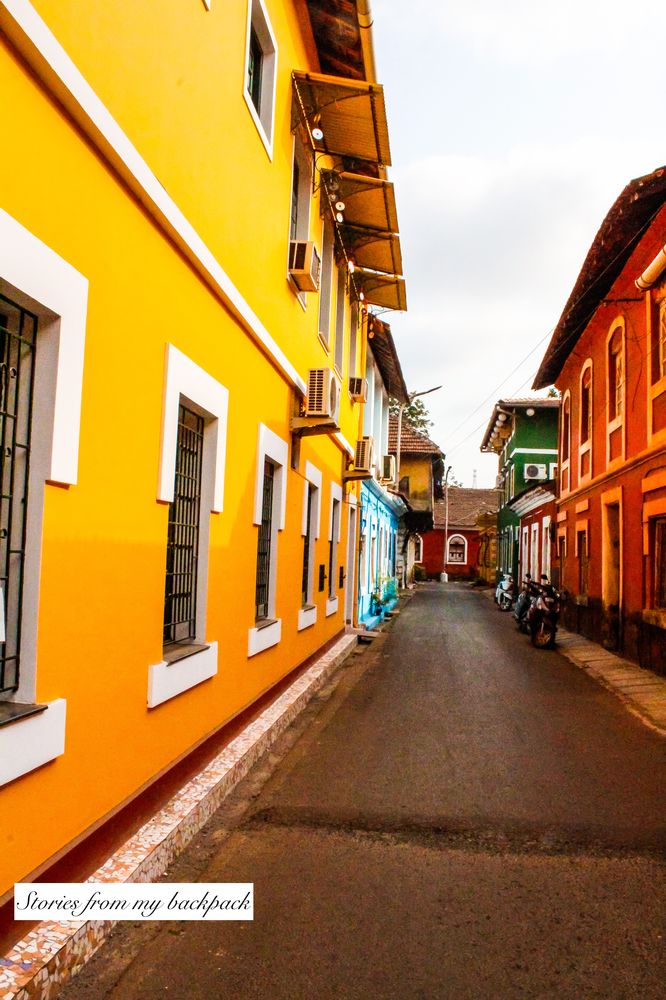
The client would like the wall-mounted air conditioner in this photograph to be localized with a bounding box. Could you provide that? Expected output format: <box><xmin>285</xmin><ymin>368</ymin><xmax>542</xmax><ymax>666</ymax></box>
<box><xmin>306</xmin><ymin>368</ymin><xmax>341</xmax><ymax>424</ymax></box>
<box><xmin>289</xmin><ymin>241</ymin><xmax>321</xmax><ymax>292</ymax></box>
<box><xmin>524</xmin><ymin>463</ymin><xmax>547</xmax><ymax>481</ymax></box>
<box><xmin>354</xmin><ymin>436</ymin><xmax>374</xmax><ymax>475</ymax></box>
<box><xmin>348</xmin><ymin>376</ymin><xmax>368</xmax><ymax>403</ymax></box>
<box><xmin>380</xmin><ymin>454</ymin><xmax>396</xmax><ymax>483</ymax></box>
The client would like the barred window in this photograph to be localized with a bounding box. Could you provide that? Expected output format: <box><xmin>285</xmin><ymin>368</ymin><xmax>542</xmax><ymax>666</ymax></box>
<box><xmin>654</xmin><ymin>518</ymin><xmax>666</xmax><ymax>609</ymax></box>
<box><xmin>0</xmin><ymin>295</ymin><xmax>36</xmax><ymax>695</ymax></box>
<box><xmin>328</xmin><ymin>497</ymin><xmax>340</xmax><ymax>600</ymax></box>
<box><xmin>578</xmin><ymin>530</ymin><xmax>589</xmax><ymax>596</ymax></box>
<box><xmin>256</xmin><ymin>460</ymin><xmax>275</xmax><ymax>620</ymax></box>
<box><xmin>163</xmin><ymin>404</ymin><xmax>204</xmax><ymax>647</ymax></box>
<box><xmin>301</xmin><ymin>484</ymin><xmax>315</xmax><ymax>607</ymax></box>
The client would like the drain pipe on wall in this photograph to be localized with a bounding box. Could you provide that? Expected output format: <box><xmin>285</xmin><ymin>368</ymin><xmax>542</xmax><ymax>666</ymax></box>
<box><xmin>635</xmin><ymin>245</ymin><xmax>666</xmax><ymax>290</ymax></box>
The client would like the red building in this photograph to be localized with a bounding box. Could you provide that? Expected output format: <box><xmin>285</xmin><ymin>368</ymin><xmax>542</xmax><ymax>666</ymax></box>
<box><xmin>507</xmin><ymin>482</ymin><xmax>557</xmax><ymax>583</ymax></box>
<box><xmin>422</xmin><ymin>487</ymin><xmax>498</xmax><ymax>580</ymax></box>
<box><xmin>534</xmin><ymin>165</ymin><xmax>666</xmax><ymax>674</ymax></box>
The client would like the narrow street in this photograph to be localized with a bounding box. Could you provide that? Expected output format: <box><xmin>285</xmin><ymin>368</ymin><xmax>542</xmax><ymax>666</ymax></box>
<box><xmin>62</xmin><ymin>584</ymin><xmax>666</xmax><ymax>1000</ymax></box>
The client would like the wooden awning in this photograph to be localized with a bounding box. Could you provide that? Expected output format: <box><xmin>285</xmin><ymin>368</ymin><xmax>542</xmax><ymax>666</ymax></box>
<box><xmin>292</xmin><ymin>71</ymin><xmax>391</xmax><ymax>166</ymax></box>
<box><xmin>354</xmin><ymin>268</ymin><xmax>407</xmax><ymax>311</ymax></box>
<box><xmin>322</xmin><ymin>171</ymin><xmax>399</xmax><ymax>233</ymax></box>
<box><xmin>342</xmin><ymin>227</ymin><xmax>402</xmax><ymax>276</ymax></box>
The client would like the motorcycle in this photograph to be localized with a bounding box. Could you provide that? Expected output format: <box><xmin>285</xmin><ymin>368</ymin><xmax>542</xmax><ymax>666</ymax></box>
<box><xmin>527</xmin><ymin>584</ymin><xmax>566</xmax><ymax>649</ymax></box>
<box><xmin>513</xmin><ymin>579</ymin><xmax>539</xmax><ymax>632</ymax></box>
<box><xmin>495</xmin><ymin>573</ymin><xmax>515</xmax><ymax>611</ymax></box>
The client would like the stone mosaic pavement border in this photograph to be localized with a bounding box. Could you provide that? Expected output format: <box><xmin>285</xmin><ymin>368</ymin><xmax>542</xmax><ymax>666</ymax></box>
<box><xmin>556</xmin><ymin>629</ymin><xmax>666</xmax><ymax>736</ymax></box>
<box><xmin>1</xmin><ymin>633</ymin><xmax>358</xmax><ymax>1000</ymax></box>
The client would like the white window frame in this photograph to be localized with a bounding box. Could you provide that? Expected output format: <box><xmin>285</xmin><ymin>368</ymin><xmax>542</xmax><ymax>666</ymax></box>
<box><xmin>446</xmin><ymin>534</ymin><xmax>467</xmax><ymax>565</ymax></box>
<box><xmin>542</xmin><ymin>516</ymin><xmax>552</xmax><ymax>579</ymax></box>
<box><xmin>318</xmin><ymin>220</ymin><xmax>335</xmax><ymax>351</ymax></box>
<box><xmin>248</xmin><ymin>425</ymin><xmax>288</xmax><ymax>656</ymax></box>
<box><xmin>287</xmin><ymin>136</ymin><xmax>314</xmax><ymax>306</ymax></box>
<box><xmin>0</xmin><ymin>208</ymin><xmax>88</xmax><ymax>786</ymax></box>
<box><xmin>148</xmin><ymin>345</ymin><xmax>229</xmax><ymax>708</ymax></box>
<box><xmin>606</xmin><ymin>319</ymin><xmax>626</xmax><ymax>467</ymax></box>
<box><xmin>243</xmin><ymin>0</ymin><xmax>278</xmax><ymax>159</ymax></box>
<box><xmin>414</xmin><ymin>534</ymin><xmax>423</xmax><ymax>564</ymax></box>
<box><xmin>298</xmin><ymin>461</ymin><xmax>322</xmax><ymax>631</ymax></box>
<box><xmin>326</xmin><ymin>482</ymin><xmax>343</xmax><ymax>616</ymax></box>
<box><xmin>560</xmin><ymin>390</ymin><xmax>571</xmax><ymax>496</ymax></box>
<box><xmin>334</xmin><ymin>266</ymin><xmax>346</xmax><ymax>374</ymax></box>
<box><xmin>579</xmin><ymin>359</ymin><xmax>593</xmax><ymax>483</ymax></box>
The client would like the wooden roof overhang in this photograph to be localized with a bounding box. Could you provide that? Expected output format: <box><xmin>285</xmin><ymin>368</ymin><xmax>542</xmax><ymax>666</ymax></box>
<box><xmin>368</xmin><ymin>318</ymin><xmax>409</xmax><ymax>404</ymax></box>
<box><xmin>353</xmin><ymin>267</ymin><xmax>407</xmax><ymax>311</ymax></box>
<box><xmin>292</xmin><ymin>71</ymin><xmax>391</xmax><ymax>167</ymax></box>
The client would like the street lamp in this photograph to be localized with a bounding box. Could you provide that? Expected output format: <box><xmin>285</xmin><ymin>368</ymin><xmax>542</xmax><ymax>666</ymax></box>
<box><xmin>395</xmin><ymin>384</ymin><xmax>442</xmax><ymax>484</ymax></box>
<box><xmin>442</xmin><ymin>464</ymin><xmax>452</xmax><ymax>583</ymax></box>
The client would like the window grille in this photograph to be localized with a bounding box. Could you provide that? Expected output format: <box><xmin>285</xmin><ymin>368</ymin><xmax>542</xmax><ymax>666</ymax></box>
<box><xmin>163</xmin><ymin>404</ymin><xmax>204</xmax><ymax>646</ymax></box>
<box><xmin>247</xmin><ymin>28</ymin><xmax>263</xmax><ymax>113</ymax></box>
<box><xmin>655</xmin><ymin>518</ymin><xmax>666</xmax><ymax>609</ymax></box>
<box><xmin>255</xmin><ymin>460</ymin><xmax>274</xmax><ymax>620</ymax></box>
<box><xmin>328</xmin><ymin>498</ymin><xmax>340</xmax><ymax>599</ymax></box>
<box><xmin>0</xmin><ymin>295</ymin><xmax>37</xmax><ymax>696</ymax></box>
<box><xmin>301</xmin><ymin>484</ymin><xmax>314</xmax><ymax>606</ymax></box>
<box><xmin>578</xmin><ymin>531</ymin><xmax>589</xmax><ymax>595</ymax></box>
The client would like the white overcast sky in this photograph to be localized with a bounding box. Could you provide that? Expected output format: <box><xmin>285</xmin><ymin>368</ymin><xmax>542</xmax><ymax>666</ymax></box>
<box><xmin>372</xmin><ymin>0</ymin><xmax>666</xmax><ymax>487</ymax></box>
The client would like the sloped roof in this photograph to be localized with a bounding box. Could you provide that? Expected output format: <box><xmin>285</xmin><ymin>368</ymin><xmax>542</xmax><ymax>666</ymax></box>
<box><xmin>388</xmin><ymin>414</ymin><xmax>443</xmax><ymax>456</ymax></box>
<box><xmin>433</xmin><ymin>487</ymin><xmax>499</xmax><ymax>529</ymax></box>
<box><xmin>534</xmin><ymin>165</ymin><xmax>666</xmax><ymax>389</ymax></box>
<box><xmin>480</xmin><ymin>397</ymin><xmax>559</xmax><ymax>453</ymax></box>
<box><xmin>369</xmin><ymin>318</ymin><xmax>409</xmax><ymax>404</ymax></box>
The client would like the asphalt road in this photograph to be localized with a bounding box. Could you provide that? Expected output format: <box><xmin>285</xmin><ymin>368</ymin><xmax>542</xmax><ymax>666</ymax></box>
<box><xmin>61</xmin><ymin>583</ymin><xmax>666</xmax><ymax>1000</ymax></box>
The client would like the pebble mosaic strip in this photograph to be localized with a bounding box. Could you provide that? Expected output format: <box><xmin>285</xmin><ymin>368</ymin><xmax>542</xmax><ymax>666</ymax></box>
<box><xmin>1</xmin><ymin>634</ymin><xmax>358</xmax><ymax>1000</ymax></box>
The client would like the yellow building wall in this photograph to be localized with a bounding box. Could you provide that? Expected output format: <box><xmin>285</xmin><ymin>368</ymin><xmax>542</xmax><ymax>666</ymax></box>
<box><xmin>0</xmin><ymin>0</ymin><xmax>366</xmax><ymax>900</ymax></box>
<box><xmin>400</xmin><ymin>456</ymin><xmax>432</xmax><ymax>503</ymax></box>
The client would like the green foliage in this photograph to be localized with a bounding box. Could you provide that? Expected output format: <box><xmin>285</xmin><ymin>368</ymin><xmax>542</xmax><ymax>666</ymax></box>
<box><xmin>389</xmin><ymin>396</ymin><xmax>433</xmax><ymax>433</ymax></box>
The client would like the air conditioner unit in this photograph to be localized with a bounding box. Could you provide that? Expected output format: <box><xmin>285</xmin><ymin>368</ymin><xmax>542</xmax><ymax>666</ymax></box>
<box><xmin>348</xmin><ymin>376</ymin><xmax>368</xmax><ymax>403</ymax></box>
<box><xmin>380</xmin><ymin>454</ymin><xmax>396</xmax><ymax>483</ymax></box>
<box><xmin>289</xmin><ymin>241</ymin><xmax>321</xmax><ymax>292</ymax></box>
<box><xmin>306</xmin><ymin>368</ymin><xmax>341</xmax><ymax>423</ymax></box>
<box><xmin>524</xmin><ymin>463</ymin><xmax>547</xmax><ymax>481</ymax></box>
<box><xmin>354</xmin><ymin>436</ymin><xmax>374</xmax><ymax>474</ymax></box>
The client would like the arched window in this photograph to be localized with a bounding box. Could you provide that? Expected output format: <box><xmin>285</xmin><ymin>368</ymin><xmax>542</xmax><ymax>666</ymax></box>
<box><xmin>447</xmin><ymin>534</ymin><xmax>467</xmax><ymax>564</ymax></box>
<box><xmin>608</xmin><ymin>325</ymin><xmax>624</xmax><ymax>422</ymax></box>
<box><xmin>579</xmin><ymin>361</ymin><xmax>593</xmax><ymax>481</ymax></box>
<box><xmin>560</xmin><ymin>390</ymin><xmax>571</xmax><ymax>494</ymax></box>
<box><xmin>414</xmin><ymin>534</ymin><xmax>423</xmax><ymax>563</ymax></box>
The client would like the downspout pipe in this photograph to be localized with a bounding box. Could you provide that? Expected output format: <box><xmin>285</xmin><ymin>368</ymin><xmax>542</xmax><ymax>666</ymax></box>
<box><xmin>356</xmin><ymin>0</ymin><xmax>378</xmax><ymax>84</ymax></box>
<box><xmin>635</xmin><ymin>245</ymin><xmax>666</xmax><ymax>290</ymax></box>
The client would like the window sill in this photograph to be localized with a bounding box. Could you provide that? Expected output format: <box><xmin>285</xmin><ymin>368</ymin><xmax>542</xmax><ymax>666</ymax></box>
<box><xmin>298</xmin><ymin>604</ymin><xmax>317</xmax><ymax>631</ymax></box>
<box><xmin>0</xmin><ymin>699</ymin><xmax>66</xmax><ymax>787</ymax></box>
<box><xmin>163</xmin><ymin>642</ymin><xmax>210</xmax><ymax>665</ymax></box>
<box><xmin>325</xmin><ymin>596</ymin><xmax>339</xmax><ymax>617</ymax></box>
<box><xmin>147</xmin><ymin>642</ymin><xmax>218</xmax><ymax>708</ymax></box>
<box><xmin>248</xmin><ymin>618</ymin><xmax>281</xmax><ymax>657</ymax></box>
<box><xmin>318</xmin><ymin>332</ymin><xmax>331</xmax><ymax>354</ymax></box>
<box><xmin>242</xmin><ymin>89</ymin><xmax>274</xmax><ymax>161</ymax></box>
<box><xmin>642</xmin><ymin>608</ymin><xmax>666</xmax><ymax>629</ymax></box>
<box><xmin>0</xmin><ymin>701</ymin><xmax>47</xmax><ymax>729</ymax></box>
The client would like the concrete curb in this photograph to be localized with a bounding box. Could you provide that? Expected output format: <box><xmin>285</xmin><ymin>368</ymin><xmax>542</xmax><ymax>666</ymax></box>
<box><xmin>555</xmin><ymin>629</ymin><xmax>666</xmax><ymax>737</ymax></box>
<box><xmin>1</xmin><ymin>633</ymin><xmax>358</xmax><ymax>1000</ymax></box>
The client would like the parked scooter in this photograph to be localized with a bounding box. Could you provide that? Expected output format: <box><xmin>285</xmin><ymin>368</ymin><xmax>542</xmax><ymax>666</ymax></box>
<box><xmin>527</xmin><ymin>580</ymin><xmax>566</xmax><ymax>649</ymax></box>
<box><xmin>495</xmin><ymin>573</ymin><xmax>515</xmax><ymax>611</ymax></box>
<box><xmin>513</xmin><ymin>575</ymin><xmax>538</xmax><ymax>632</ymax></box>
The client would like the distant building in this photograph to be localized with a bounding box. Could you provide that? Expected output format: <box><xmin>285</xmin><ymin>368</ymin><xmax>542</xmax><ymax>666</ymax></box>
<box><xmin>533</xmin><ymin>165</ymin><xmax>666</xmax><ymax>673</ymax></box>
<box><xmin>388</xmin><ymin>417</ymin><xmax>444</xmax><ymax>584</ymax></box>
<box><xmin>506</xmin><ymin>482</ymin><xmax>557</xmax><ymax>583</ymax></box>
<box><xmin>480</xmin><ymin>399</ymin><xmax>559</xmax><ymax>582</ymax></box>
<box><xmin>422</xmin><ymin>488</ymin><xmax>498</xmax><ymax>580</ymax></box>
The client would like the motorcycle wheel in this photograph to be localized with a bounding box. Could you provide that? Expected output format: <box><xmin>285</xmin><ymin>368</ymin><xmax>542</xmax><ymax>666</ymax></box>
<box><xmin>531</xmin><ymin>621</ymin><xmax>555</xmax><ymax>649</ymax></box>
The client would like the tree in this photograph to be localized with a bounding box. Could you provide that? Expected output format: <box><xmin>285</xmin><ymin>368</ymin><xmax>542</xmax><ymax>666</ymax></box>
<box><xmin>389</xmin><ymin>395</ymin><xmax>433</xmax><ymax>433</ymax></box>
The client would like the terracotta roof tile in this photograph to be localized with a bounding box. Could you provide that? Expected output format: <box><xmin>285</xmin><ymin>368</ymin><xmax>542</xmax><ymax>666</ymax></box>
<box><xmin>388</xmin><ymin>414</ymin><xmax>442</xmax><ymax>455</ymax></box>
<box><xmin>433</xmin><ymin>487</ymin><xmax>499</xmax><ymax>529</ymax></box>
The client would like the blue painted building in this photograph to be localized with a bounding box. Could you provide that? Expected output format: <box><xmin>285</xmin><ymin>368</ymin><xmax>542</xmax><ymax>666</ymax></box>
<box><xmin>356</xmin><ymin>319</ymin><xmax>408</xmax><ymax>629</ymax></box>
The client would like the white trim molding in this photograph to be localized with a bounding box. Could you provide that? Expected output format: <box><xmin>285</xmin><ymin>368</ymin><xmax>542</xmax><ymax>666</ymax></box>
<box><xmin>253</xmin><ymin>425</ymin><xmax>288</xmax><ymax>529</ymax></box>
<box><xmin>301</xmin><ymin>461</ymin><xmax>322</xmax><ymax>538</ymax></box>
<box><xmin>0</xmin><ymin>207</ymin><xmax>87</xmax><ymax>486</ymax></box>
<box><xmin>326</xmin><ymin>481</ymin><xmax>343</xmax><ymax>616</ymax></box>
<box><xmin>0</xmin><ymin>0</ymin><xmax>307</xmax><ymax>396</ymax></box>
<box><xmin>249</xmin><ymin>425</ymin><xmax>289</xmax><ymax>656</ymax></box>
<box><xmin>148</xmin><ymin>644</ymin><xmax>218</xmax><ymax>709</ymax></box>
<box><xmin>0</xmin><ymin>700</ymin><xmax>66</xmax><ymax>787</ymax></box>
<box><xmin>158</xmin><ymin>345</ymin><xmax>229</xmax><ymax>512</ymax></box>
<box><xmin>242</xmin><ymin>0</ymin><xmax>278</xmax><ymax>159</ymax></box>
